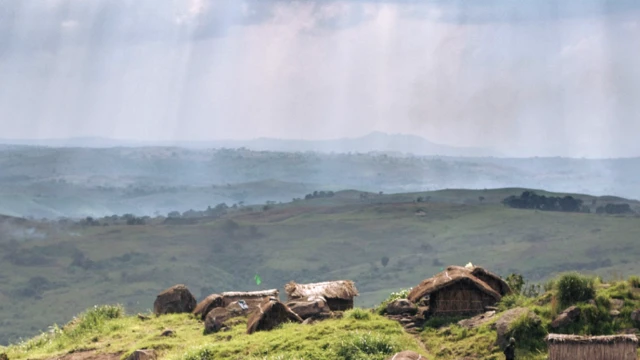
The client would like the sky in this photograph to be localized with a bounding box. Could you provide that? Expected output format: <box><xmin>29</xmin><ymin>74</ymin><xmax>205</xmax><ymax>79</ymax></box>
<box><xmin>0</xmin><ymin>0</ymin><xmax>639</xmax><ymax>158</ymax></box>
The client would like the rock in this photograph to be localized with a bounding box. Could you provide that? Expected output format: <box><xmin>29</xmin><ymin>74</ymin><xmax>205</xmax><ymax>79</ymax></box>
<box><xmin>125</xmin><ymin>350</ymin><xmax>157</xmax><ymax>360</ymax></box>
<box><xmin>458</xmin><ymin>311</ymin><xmax>496</xmax><ymax>329</ymax></box>
<box><xmin>385</xmin><ymin>350</ymin><xmax>426</xmax><ymax>360</ymax></box>
<box><xmin>286</xmin><ymin>298</ymin><xmax>331</xmax><ymax>319</ymax></box>
<box><xmin>495</xmin><ymin>307</ymin><xmax>541</xmax><ymax>348</ymax></box>
<box><xmin>137</xmin><ymin>314</ymin><xmax>150</xmax><ymax>321</ymax></box>
<box><xmin>153</xmin><ymin>284</ymin><xmax>197</xmax><ymax>316</ymax></box>
<box><xmin>630</xmin><ymin>309</ymin><xmax>640</xmax><ymax>323</ymax></box>
<box><xmin>1</xmin><ymin>353</ymin><xmax>8</xmax><ymax>360</ymax></box>
<box><xmin>416</xmin><ymin>307</ymin><xmax>429</xmax><ymax>318</ymax></box>
<box><xmin>610</xmin><ymin>299</ymin><xmax>625</xmax><ymax>310</ymax></box>
<box><xmin>551</xmin><ymin>306</ymin><xmax>581</xmax><ymax>329</ymax></box>
<box><xmin>204</xmin><ymin>304</ymin><xmax>250</xmax><ymax>334</ymax></box>
<box><xmin>193</xmin><ymin>294</ymin><xmax>224</xmax><ymax>320</ymax></box>
<box><xmin>160</xmin><ymin>329</ymin><xmax>175</xmax><ymax>337</ymax></box>
<box><xmin>609</xmin><ymin>310</ymin><xmax>621</xmax><ymax>317</ymax></box>
<box><xmin>302</xmin><ymin>317</ymin><xmax>316</xmax><ymax>325</ymax></box>
<box><xmin>386</xmin><ymin>299</ymin><xmax>417</xmax><ymax>316</ymax></box>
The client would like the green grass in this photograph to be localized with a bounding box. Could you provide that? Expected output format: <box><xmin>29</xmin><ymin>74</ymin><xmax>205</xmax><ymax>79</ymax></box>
<box><xmin>2</xmin><ymin>188</ymin><xmax>640</xmax><ymax>344</ymax></box>
<box><xmin>3</xmin><ymin>307</ymin><xmax>424</xmax><ymax>360</ymax></box>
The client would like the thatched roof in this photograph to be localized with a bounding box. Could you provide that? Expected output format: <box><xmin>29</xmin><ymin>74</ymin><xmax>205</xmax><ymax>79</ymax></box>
<box><xmin>285</xmin><ymin>280</ymin><xmax>359</xmax><ymax>300</ymax></box>
<box><xmin>193</xmin><ymin>294</ymin><xmax>224</xmax><ymax>320</ymax></box>
<box><xmin>470</xmin><ymin>266</ymin><xmax>512</xmax><ymax>295</ymax></box>
<box><xmin>407</xmin><ymin>266</ymin><xmax>501</xmax><ymax>303</ymax></box>
<box><xmin>222</xmin><ymin>289</ymin><xmax>279</xmax><ymax>298</ymax></box>
<box><xmin>546</xmin><ymin>334</ymin><xmax>639</xmax><ymax>344</ymax></box>
<box><xmin>247</xmin><ymin>298</ymin><xmax>302</xmax><ymax>334</ymax></box>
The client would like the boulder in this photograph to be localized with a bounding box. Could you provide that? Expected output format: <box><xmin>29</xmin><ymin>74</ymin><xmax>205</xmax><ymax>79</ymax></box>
<box><xmin>610</xmin><ymin>299</ymin><xmax>625</xmax><ymax>311</ymax></box>
<box><xmin>204</xmin><ymin>303</ymin><xmax>250</xmax><ymax>334</ymax></box>
<box><xmin>609</xmin><ymin>310</ymin><xmax>621</xmax><ymax>317</ymax></box>
<box><xmin>193</xmin><ymin>294</ymin><xmax>224</xmax><ymax>320</ymax></box>
<box><xmin>0</xmin><ymin>353</ymin><xmax>8</xmax><ymax>360</ymax></box>
<box><xmin>286</xmin><ymin>298</ymin><xmax>331</xmax><ymax>319</ymax></box>
<box><xmin>551</xmin><ymin>306</ymin><xmax>581</xmax><ymax>329</ymax></box>
<box><xmin>386</xmin><ymin>299</ymin><xmax>417</xmax><ymax>316</ymax></box>
<box><xmin>495</xmin><ymin>307</ymin><xmax>541</xmax><ymax>348</ymax></box>
<box><xmin>458</xmin><ymin>311</ymin><xmax>496</xmax><ymax>329</ymax></box>
<box><xmin>630</xmin><ymin>309</ymin><xmax>640</xmax><ymax>323</ymax></box>
<box><xmin>125</xmin><ymin>350</ymin><xmax>157</xmax><ymax>360</ymax></box>
<box><xmin>153</xmin><ymin>284</ymin><xmax>197</xmax><ymax>315</ymax></box>
<box><xmin>160</xmin><ymin>329</ymin><xmax>175</xmax><ymax>337</ymax></box>
<box><xmin>385</xmin><ymin>350</ymin><xmax>426</xmax><ymax>360</ymax></box>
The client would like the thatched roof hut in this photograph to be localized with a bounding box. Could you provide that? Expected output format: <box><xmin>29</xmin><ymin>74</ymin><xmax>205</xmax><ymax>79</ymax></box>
<box><xmin>469</xmin><ymin>266</ymin><xmax>511</xmax><ymax>296</ymax></box>
<box><xmin>546</xmin><ymin>334</ymin><xmax>638</xmax><ymax>360</ymax></box>
<box><xmin>246</xmin><ymin>298</ymin><xmax>302</xmax><ymax>334</ymax></box>
<box><xmin>407</xmin><ymin>266</ymin><xmax>501</xmax><ymax>316</ymax></box>
<box><xmin>193</xmin><ymin>294</ymin><xmax>224</xmax><ymax>320</ymax></box>
<box><xmin>221</xmin><ymin>289</ymin><xmax>279</xmax><ymax>309</ymax></box>
<box><xmin>285</xmin><ymin>280</ymin><xmax>359</xmax><ymax>311</ymax></box>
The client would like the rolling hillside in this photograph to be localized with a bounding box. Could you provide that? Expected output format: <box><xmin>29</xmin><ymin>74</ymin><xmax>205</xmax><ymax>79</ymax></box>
<box><xmin>1</xmin><ymin>188</ymin><xmax>639</xmax><ymax>345</ymax></box>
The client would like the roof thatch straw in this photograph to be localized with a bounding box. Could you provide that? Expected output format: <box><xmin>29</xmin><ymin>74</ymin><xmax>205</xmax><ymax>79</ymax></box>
<box><xmin>470</xmin><ymin>266</ymin><xmax>512</xmax><ymax>296</ymax></box>
<box><xmin>284</xmin><ymin>280</ymin><xmax>359</xmax><ymax>301</ymax></box>
<box><xmin>546</xmin><ymin>334</ymin><xmax>638</xmax><ymax>344</ymax></box>
<box><xmin>546</xmin><ymin>334</ymin><xmax>638</xmax><ymax>360</ymax></box>
<box><xmin>246</xmin><ymin>298</ymin><xmax>302</xmax><ymax>334</ymax></box>
<box><xmin>222</xmin><ymin>289</ymin><xmax>280</xmax><ymax>308</ymax></box>
<box><xmin>407</xmin><ymin>266</ymin><xmax>501</xmax><ymax>303</ymax></box>
<box><xmin>192</xmin><ymin>294</ymin><xmax>224</xmax><ymax>320</ymax></box>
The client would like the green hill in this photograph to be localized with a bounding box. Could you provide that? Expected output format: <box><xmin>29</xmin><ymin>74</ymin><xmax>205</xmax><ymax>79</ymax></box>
<box><xmin>1</xmin><ymin>188</ymin><xmax>639</xmax><ymax>345</ymax></box>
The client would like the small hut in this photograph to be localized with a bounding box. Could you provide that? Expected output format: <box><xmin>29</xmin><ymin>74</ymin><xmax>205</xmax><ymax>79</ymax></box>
<box><xmin>285</xmin><ymin>280</ymin><xmax>359</xmax><ymax>311</ymax></box>
<box><xmin>470</xmin><ymin>266</ymin><xmax>512</xmax><ymax>296</ymax></box>
<box><xmin>221</xmin><ymin>289</ymin><xmax>279</xmax><ymax>309</ymax></box>
<box><xmin>546</xmin><ymin>334</ymin><xmax>638</xmax><ymax>360</ymax></box>
<box><xmin>407</xmin><ymin>266</ymin><xmax>501</xmax><ymax>315</ymax></box>
<box><xmin>247</xmin><ymin>298</ymin><xmax>302</xmax><ymax>334</ymax></box>
<box><xmin>193</xmin><ymin>294</ymin><xmax>224</xmax><ymax>320</ymax></box>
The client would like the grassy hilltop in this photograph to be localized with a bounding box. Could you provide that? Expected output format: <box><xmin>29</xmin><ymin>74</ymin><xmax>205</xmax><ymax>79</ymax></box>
<box><xmin>1</xmin><ymin>188</ymin><xmax>640</xmax><ymax>346</ymax></box>
<box><xmin>1</xmin><ymin>274</ymin><xmax>639</xmax><ymax>360</ymax></box>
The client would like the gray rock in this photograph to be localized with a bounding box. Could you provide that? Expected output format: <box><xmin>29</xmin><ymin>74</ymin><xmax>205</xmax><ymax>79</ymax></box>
<box><xmin>458</xmin><ymin>311</ymin><xmax>496</xmax><ymax>329</ymax></box>
<box><xmin>385</xmin><ymin>350</ymin><xmax>426</xmax><ymax>360</ymax></box>
<box><xmin>125</xmin><ymin>350</ymin><xmax>157</xmax><ymax>360</ymax></box>
<box><xmin>495</xmin><ymin>307</ymin><xmax>541</xmax><ymax>348</ymax></box>
<box><xmin>610</xmin><ymin>299</ymin><xmax>625</xmax><ymax>310</ymax></box>
<box><xmin>609</xmin><ymin>310</ymin><xmax>621</xmax><ymax>317</ymax></box>
<box><xmin>551</xmin><ymin>306</ymin><xmax>581</xmax><ymax>329</ymax></box>
<box><xmin>386</xmin><ymin>299</ymin><xmax>417</xmax><ymax>315</ymax></box>
<box><xmin>160</xmin><ymin>329</ymin><xmax>175</xmax><ymax>337</ymax></box>
<box><xmin>286</xmin><ymin>298</ymin><xmax>330</xmax><ymax>319</ymax></box>
<box><xmin>630</xmin><ymin>309</ymin><xmax>640</xmax><ymax>323</ymax></box>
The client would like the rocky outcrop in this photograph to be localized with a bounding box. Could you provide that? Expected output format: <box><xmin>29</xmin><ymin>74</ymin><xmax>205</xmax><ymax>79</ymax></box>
<box><xmin>125</xmin><ymin>350</ymin><xmax>156</xmax><ymax>360</ymax></box>
<box><xmin>286</xmin><ymin>297</ymin><xmax>331</xmax><ymax>320</ymax></box>
<box><xmin>386</xmin><ymin>299</ymin><xmax>417</xmax><ymax>316</ymax></box>
<box><xmin>494</xmin><ymin>307</ymin><xmax>541</xmax><ymax>348</ymax></box>
<box><xmin>551</xmin><ymin>306</ymin><xmax>581</xmax><ymax>329</ymax></box>
<box><xmin>204</xmin><ymin>302</ymin><xmax>251</xmax><ymax>334</ymax></box>
<box><xmin>153</xmin><ymin>285</ymin><xmax>197</xmax><ymax>316</ymax></box>
<box><xmin>458</xmin><ymin>311</ymin><xmax>496</xmax><ymax>329</ymax></box>
<box><xmin>631</xmin><ymin>309</ymin><xmax>640</xmax><ymax>323</ymax></box>
<box><xmin>386</xmin><ymin>350</ymin><xmax>426</xmax><ymax>360</ymax></box>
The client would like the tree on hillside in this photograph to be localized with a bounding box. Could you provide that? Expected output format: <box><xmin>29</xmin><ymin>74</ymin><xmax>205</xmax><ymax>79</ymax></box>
<box><xmin>380</xmin><ymin>256</ymin><xmax>390</xmax><ymax>267</ymax></box>
<box><xmin>221</xmin><ymin>219</ymin><xmax>240</xmax><ymax>238</ymax></box>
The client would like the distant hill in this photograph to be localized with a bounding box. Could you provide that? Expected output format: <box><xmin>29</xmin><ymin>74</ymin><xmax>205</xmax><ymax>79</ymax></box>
<box><xmin>0</xmin><ymin>132</ymin><xmax>500</xmax><ymax>157</ymax></box>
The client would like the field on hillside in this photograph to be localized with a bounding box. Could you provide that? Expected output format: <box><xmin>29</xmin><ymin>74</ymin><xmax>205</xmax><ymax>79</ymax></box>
<box><xmin>1</xmin><ymin>189</ymin><xmax>639</xmax><ymax>345</ymax></box>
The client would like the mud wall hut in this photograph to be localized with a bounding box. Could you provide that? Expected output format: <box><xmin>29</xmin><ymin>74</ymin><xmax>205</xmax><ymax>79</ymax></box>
<box><xmin>407</xmin><ymin>266</ymin><xmax>501</xmax><ymax>316</ymax></box>
<box><xmin>285</xmin><ymin>280</ymin><xmax>358</xmax><ymax>311</ymax></box>
<box><xmin>546</xmin><ymin>334</ymin><xmax>638</xmax><ymax>360</ymax></box>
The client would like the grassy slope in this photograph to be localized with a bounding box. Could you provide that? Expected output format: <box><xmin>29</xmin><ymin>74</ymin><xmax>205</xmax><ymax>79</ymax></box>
<box><xmin>1</xmin><ymin>189</ymin><xmax>640</xmax><ymax>344</ymax></box>
<box><xmin>2</xmin><ymin>308</ymin><xmax>425</xmax><ymax>360</ymax></box>
<box><xmin>3</xmin><ymin>277</ymin><xmax>639</xmax><ymax>360</ymax></box>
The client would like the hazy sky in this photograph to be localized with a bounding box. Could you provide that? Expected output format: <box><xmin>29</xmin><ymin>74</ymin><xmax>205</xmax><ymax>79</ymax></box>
<box><xmin>1</xmin><ymin>0</ymin><xmax>639</xmax><ymax>157</ymax></box>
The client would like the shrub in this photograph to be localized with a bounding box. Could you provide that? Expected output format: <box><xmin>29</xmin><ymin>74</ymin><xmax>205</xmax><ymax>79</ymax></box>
<box><xmin>555</xmin><ymin>273</ymin><xmax>595</xmax><ymax>308</ymax></box>
<box><xmin>335</xmin><ymin>331</ymin><xmax>398</xmax><ymax>360</ymax></box>
<box><xmin>376</xmin><ymin>288</ymin><xmax>412</xmax><ymax>315</ymax></box>
<box><xmin>506</xmin><ymin>313</ymin><xmax>547</xmax><ymax>351</ymax></box>
<box><xmin>346</xmin><ymin>308</ymin><xmax>372</xmax><ymax>321</ymax></box>
<box><xmin>506</xmin><ymin>273</ymin><xmax>525</xmax><ymax>294</ymax></box>
<box><xmin>65</xmin><ymin>304</ymin><xmax>125</xmax><ymax>338</ymax></box>
<box><xmin>629</xmin><ymin>275</ymin><xmax>640</xmax><ymax>289</ymax></box>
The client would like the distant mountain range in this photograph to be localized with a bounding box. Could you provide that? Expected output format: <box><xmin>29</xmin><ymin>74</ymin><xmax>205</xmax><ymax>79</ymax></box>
<box><xmin>0</xmin><ymin>132</ymin><xmax>501</xmax><ymax>157</ymax></box>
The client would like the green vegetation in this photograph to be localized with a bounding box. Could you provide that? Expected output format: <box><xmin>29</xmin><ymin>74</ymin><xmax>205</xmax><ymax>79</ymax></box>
<box><xmin>4</xmin><ymin>308</ymin><xmax>423</xmax><ymax>360</ymax></box>
<box><xmin>555</xmin><ymin>273</ymin><xmax>596</xmax><ymax>309</ymax></box>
